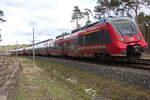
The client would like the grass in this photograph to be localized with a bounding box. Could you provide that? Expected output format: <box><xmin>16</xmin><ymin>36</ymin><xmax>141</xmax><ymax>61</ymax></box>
<box><xmin>16</xmin><ymin>57</ymin><xmax>150</xmax><ymax>100</ymax></box>
<box><xmin>0</xmin><ymin>44</ymin><xmax>28</xmax><ymax>52</ymax></box>
<box><xmin>16</xmin><ymin>58</ymin><xmax>86</xmax><ymax>100</ymax></box>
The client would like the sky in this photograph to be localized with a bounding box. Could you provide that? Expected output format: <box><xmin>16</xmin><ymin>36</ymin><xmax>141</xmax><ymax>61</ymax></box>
<box><xmin>0</xmin><ymin>0</ymin><xmax>96</xmax><ymax>45</ymax></box>
<box><xmin>0</xmin><ymin>0</ymin><xmax>149</xmax><ymax>45</ymax></box>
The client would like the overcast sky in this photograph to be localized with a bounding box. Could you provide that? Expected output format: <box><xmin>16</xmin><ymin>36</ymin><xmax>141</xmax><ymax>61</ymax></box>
<box><xmin>0</xmin><ymin>0</ymin><xmax>149</xmax><ymax>45</ymax></box>
<box><xmin>0</xmin><ymin>0</ymin><xmax>96</xmax><ymax>45</ymax></box>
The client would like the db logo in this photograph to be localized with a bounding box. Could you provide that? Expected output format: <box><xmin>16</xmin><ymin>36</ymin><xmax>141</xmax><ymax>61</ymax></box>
<box><xmin>129</xmin><ymin>37</ymin><xmax>134</xmax><ymax>41</ymax></box>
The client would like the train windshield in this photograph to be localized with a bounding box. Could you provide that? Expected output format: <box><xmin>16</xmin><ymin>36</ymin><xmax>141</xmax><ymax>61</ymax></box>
<box><xmin>113</xmin><ymin>20</ymin><xmax>137</xmax><ymax>35</ymax></box>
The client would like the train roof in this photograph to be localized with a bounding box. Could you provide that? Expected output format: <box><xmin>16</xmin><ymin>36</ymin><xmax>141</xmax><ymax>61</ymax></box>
<box><xmin>35</xmin><ymin>39</ymin><xmax>53</xmax><ymax>44</ymax></box>
<box><xmin>71</xmin><ymin>18</ymin><xmax>106</xmax><ymax>33</ymax></box>
<box><xmin>26</xmin><ymin>39</ymin><xmax>53</xmax><ymax>47</ymax></box>
<box><xmin>71</xmin><ymin>17</ymin><xmax>131</xmax><ymax>34</ymax></box>
<box><xmin>55</xmin><ymin>17</ymin><xmax>132</xmax><ymax>39</ymax></box>
<box><xmin>106</xmin><ymin>17</ymin><xmax>132</xmax><ymax>23</ymax></box>
<box><xmin>55</xmin><ymin>17</ymin><xmax>132</xmax><ymax>41</ymax></box>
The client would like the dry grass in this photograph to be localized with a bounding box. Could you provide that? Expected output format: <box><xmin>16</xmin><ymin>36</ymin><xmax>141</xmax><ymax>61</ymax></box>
<box><xmin>16</xmin><ymin>57</ymin><xmax>150</xmax><ymax>100</ymax></box>
<box><xmin>0</xmin><ymin>44</ymin><xmax>28</xmax><ymax>52</ymax></box>
<box><xmin>16</xmin><ymin>58</ymin><xmax>86</xmax><ymax>100</ymax></box>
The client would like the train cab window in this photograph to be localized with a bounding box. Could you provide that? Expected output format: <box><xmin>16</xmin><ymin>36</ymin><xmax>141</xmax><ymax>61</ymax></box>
<box><xmin>113</xmin><ymin>20</ymin><xmax>137</xmax><ymax>35</ymax></box>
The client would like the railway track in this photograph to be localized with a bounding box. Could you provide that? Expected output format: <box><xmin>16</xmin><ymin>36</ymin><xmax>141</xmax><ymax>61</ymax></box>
<box><xmin>24</xmin><ymin>55</ymin><xmax>150</xmax><ymax>71</ymax></box>
<box><xmin>106</xmin><ymin>59</ymin><xmax>150</xmax><ymax>71</ymax></box>
<box><xmin>112</xmin><ymin>62</ymin><xmax>150</xmax><ymax>71</ymax></box>
<box><xmin>135</xmin><ymin>59</ymin><xmax>150</xmax><ymax>65</ymax></box>
<box><xmin>62</xmin><ymin>57</ymin><xmax>150</xmax><ymax>71</ymax></box>
<box><xmin>64</xmin><ymin>57</ymin><xmax>150</xmax><ymax>71</ymax></box>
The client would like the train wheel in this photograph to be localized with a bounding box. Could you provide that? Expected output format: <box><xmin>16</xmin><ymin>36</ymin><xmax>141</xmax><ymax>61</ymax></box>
<box><xmin>105</xmin><ymin>54</ymin><xmax>114</xmax><ymax>63</ymax></box>
<box><xmin>100</xmin><ymin>54</ymin><xmax>113</xmax><ymax>63</ymax></box>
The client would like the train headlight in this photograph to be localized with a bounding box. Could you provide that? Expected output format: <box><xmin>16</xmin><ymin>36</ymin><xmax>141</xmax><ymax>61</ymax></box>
<box><xmin>119</xmin><ymin>36</ymin><xmax>124</xmax><ymax>41</ymax></box>
<box><xmin>121</xmin><ymin>50</ymin><xmax>126</xmax><ymax>54</ymax></box>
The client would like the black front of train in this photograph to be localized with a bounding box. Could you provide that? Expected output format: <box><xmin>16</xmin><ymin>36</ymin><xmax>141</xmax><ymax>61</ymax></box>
<box><xmin>127</xmin><ymin>45</ymin><xmax>143</xmax><ymax>58</ymax></box>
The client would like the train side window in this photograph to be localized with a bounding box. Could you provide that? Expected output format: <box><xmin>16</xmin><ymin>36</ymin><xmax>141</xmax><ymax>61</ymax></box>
<box><xmin>65</xmin><ymin>42</ymin><xmax>71</xmax><ymax>50</ymax></box>
<box><xmin>78</xmin><ymin>29</ymin><xmax>111</xmax><ymax>46</ymax></box>
<box><xmin>63</xmin><ymin>43</ymin><xmax>67</xmax><ymax>50</ymax></box>
<box><xmin>74</xmin><ymin>37</ymin><xmax>78</xmax><ymax>45</ymax></box>
<box><xmin>85</xmin><ymin>31</ymin><xmax>101</xmax><ymax>45</ymax></box>
<box><xmin>84</xmin><ymin>29</ymin><xmax>111</xmax><ymax>45</ymax></box>
<box><xmin>83</xmin><ymin>36</ymin><xmax>86</xmax><ymax>45</ymax></box>
<box><xmin>78</xmin><ymin>36</ymin><xmax>84</xmax><ymax>45</ymax></box>
<box><xmin>93</xmin><ymin>31</ymin><xmax>101</xmax><ymax>44</ymax></box>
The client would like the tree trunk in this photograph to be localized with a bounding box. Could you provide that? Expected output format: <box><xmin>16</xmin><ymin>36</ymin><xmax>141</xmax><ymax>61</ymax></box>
<box><xmin>76</xmin><ymin>18</ymin><xmax>79</xmax><ymax>29</ymax></box>
<box><xmin>135</xmin><ymin>0</ymin><xmax>138</xmax><ymax>24</ymax></box>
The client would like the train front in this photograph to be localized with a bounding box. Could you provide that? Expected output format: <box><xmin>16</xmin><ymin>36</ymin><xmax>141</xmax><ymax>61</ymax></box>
<box><xmin>109</xmin><ymin>18</ymin><xmax>147</xmax><ymax>59</ymax></box>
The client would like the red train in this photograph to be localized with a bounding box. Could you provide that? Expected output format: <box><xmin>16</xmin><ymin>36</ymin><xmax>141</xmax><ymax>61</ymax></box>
<box><xmin>11</xmin><ymin>17</ymin><xmax>147</xmax><ymax>61</ymax></box>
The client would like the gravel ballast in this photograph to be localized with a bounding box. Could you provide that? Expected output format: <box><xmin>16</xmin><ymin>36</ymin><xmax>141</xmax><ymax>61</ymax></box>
<box><xmin>40</xmin><ymin>57</ymin><xmax>150</xmax><ymax>89</ymax></box>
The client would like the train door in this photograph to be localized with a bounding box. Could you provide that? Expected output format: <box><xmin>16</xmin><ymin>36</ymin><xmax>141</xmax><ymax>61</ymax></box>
<box><xmin>101</xmin><ymin>29</ymin><xmax>112</xmax><ymax>62</ymax></box>
<box><xmin>45</xmin><ymin>41</ymin><xmax>49</xmax><ymax>55</ymax></box>
<box><xmin>101</xmin><ymin>29</ymin><xmax>105</xmax><ymax>54</ymax></box>
<box><xmin>48</xmin><ymin>41</ymin><xmax>51</xmax><ymax>55</ymax></box>
<box><xmin>73</xmin><ymin>37</ymin><xmax>78</xmax><ymax>56</ymax></box>
<box><xmin>61</xmin><ymin>42</ymin><xmax>64</xmax><ymax>56</ymax></box>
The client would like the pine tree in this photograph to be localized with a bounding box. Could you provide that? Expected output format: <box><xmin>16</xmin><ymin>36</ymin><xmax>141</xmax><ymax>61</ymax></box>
<box><xmin>94</xmin><ymin>0</ymin><xmax>150</xmax><ymax>22</ymax></box>
<box><xmin>94</xmin><ymin>0</ymin><xmax>121</xmax><ymax>19</ymax></box>
<box><xmin>0</xmin><ymin>10</ymin><xmax>5</xmax><ymax>22</ymax></box>
<box><xmin>83</xmin><ymin>8</ymin><xmax>92</xmax><ymax>25</ymax></box>
<box><xmin>71</xmin><ymin>6</ymin><xmax>84</xmax><ymax>29</ymax></box>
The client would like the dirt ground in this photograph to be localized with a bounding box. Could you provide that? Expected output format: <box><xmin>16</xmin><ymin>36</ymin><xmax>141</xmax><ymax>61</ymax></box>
<box><xmin>0</xmin><ymin>56</ymin><xmax>150</xmax><ymax>100</ymax></box>
<box><xmin>15</xmin><ymin>58</ymin><xmax>57</xmax><ymax>100</ymax></box>
<box><xmin>0</xmin><ymin>56</ymin><xmax>20</xmax><ymax>100</ymax></box>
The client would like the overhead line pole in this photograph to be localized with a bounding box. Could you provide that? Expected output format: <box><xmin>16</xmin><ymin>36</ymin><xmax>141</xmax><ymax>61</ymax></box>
<box><xmin>16</xmin><ymin>40</ymin><xmax>18</xmax><ymax>56</ymax></box>
<box><xmin>33</xmin><ymin>28</ymin><xmax>35</xmax><ymax>61</ymax></box>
